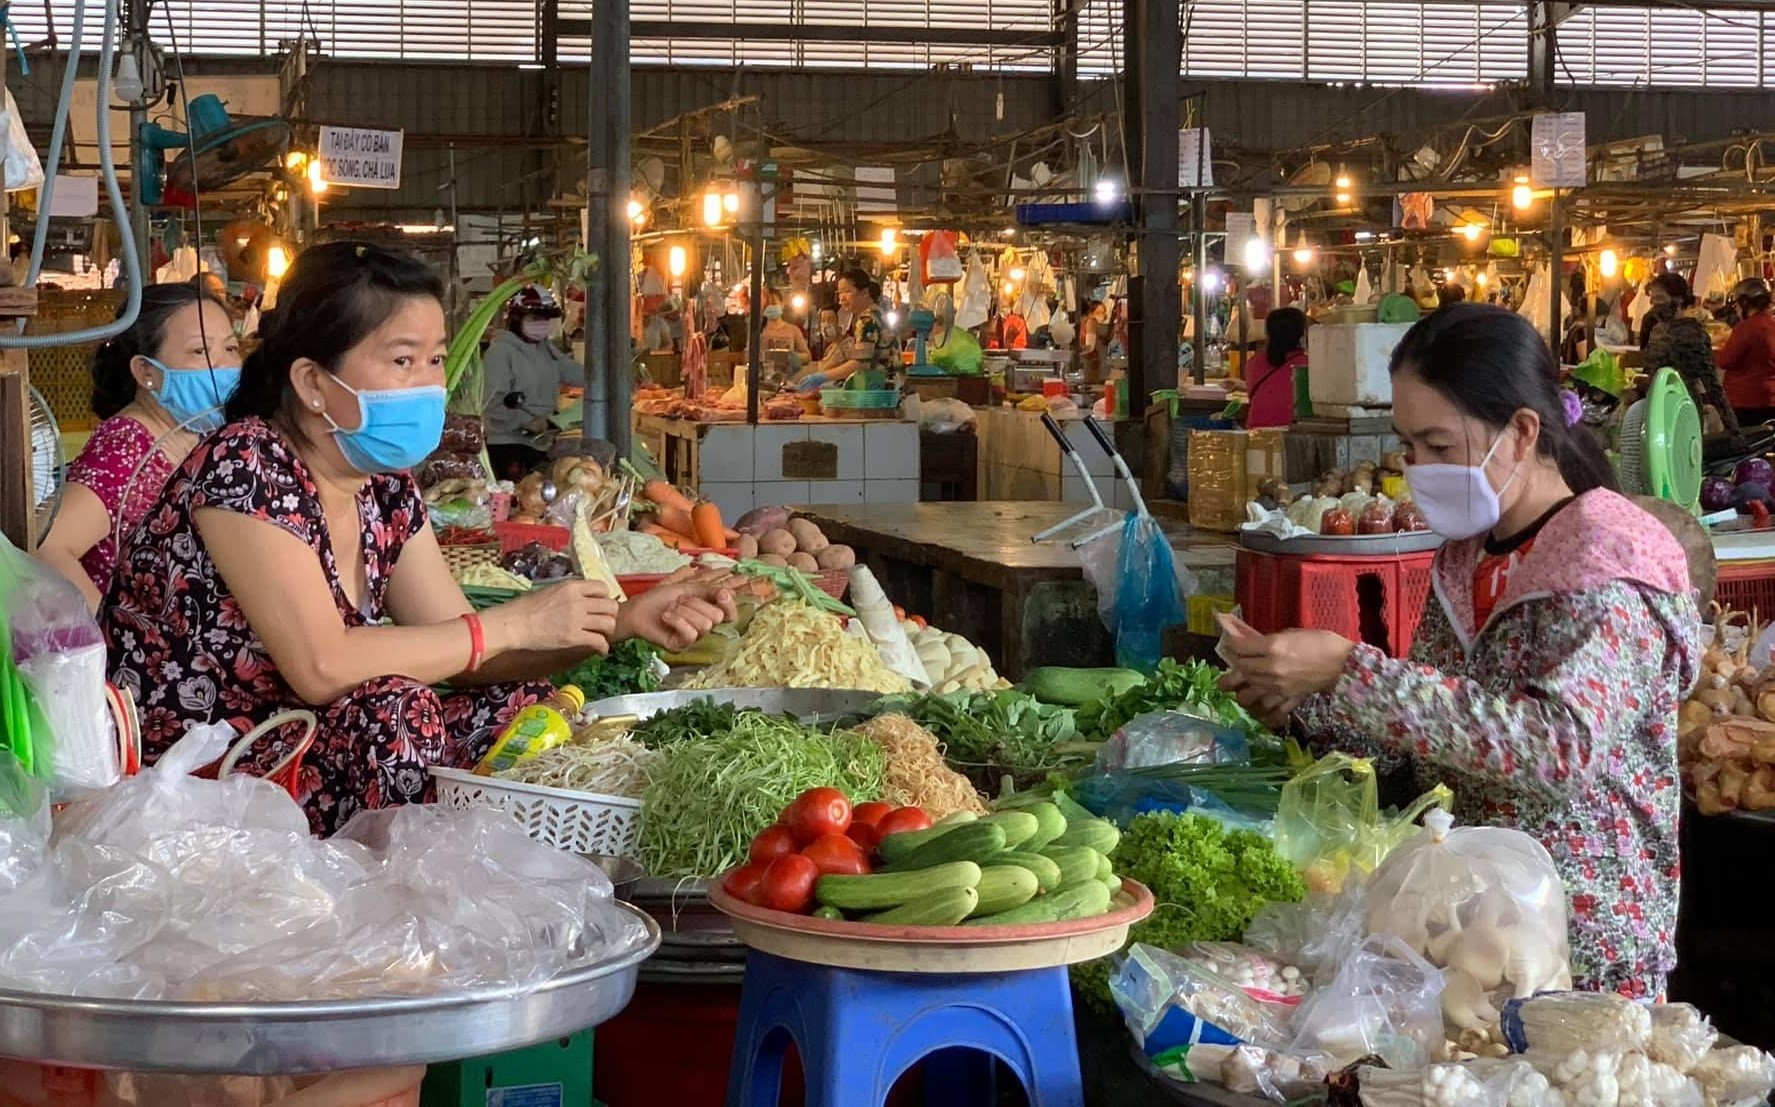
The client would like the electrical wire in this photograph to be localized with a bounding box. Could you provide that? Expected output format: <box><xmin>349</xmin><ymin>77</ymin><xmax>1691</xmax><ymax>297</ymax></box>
<box><xmin>2</xmin><ymin>0</ymin><xmax>143</xmax><ymax>348</ymax></box>
<box><xmin>158</xmin><ymin>0</ymin><xmax>220</xmax><ymax>387</ymax></box>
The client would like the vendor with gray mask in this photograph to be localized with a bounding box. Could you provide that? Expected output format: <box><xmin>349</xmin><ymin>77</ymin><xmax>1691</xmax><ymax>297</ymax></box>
<box><xmin>483</xmin><ymin>285</ymin><xmax>583</xmax><ymax>479</ymax></box>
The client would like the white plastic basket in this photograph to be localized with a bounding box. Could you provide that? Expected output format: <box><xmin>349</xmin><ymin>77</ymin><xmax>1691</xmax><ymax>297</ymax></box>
<box><xmin>430</xmin><ymin>767</ymin><xmax>643</xmax><ymax>857</ymax></box>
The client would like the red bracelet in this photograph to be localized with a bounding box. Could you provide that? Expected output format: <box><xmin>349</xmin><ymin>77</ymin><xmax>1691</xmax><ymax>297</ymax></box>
<box><xmin>461</xmin><ymin>612</ymin><xmax>486</xmax><ymax>673</ymax></box>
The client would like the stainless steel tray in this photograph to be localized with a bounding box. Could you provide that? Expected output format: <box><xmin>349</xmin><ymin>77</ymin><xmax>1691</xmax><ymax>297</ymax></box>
<box><xmin>583</xmin><ymin>688</ymin><xmax>882</xmax><ymax>722</ymax></box>
<box><xmin>1237</xmin><ymin>527</ymin><xmax>1443</xmax><ymax>557</ymax></box>
<box><xmin>0</xmin><ymin>905</ymin><xmax>660</xmax><ymax>1075</ymax></box>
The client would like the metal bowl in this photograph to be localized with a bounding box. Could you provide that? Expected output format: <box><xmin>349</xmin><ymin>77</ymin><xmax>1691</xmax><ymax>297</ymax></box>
<box><xmin>0</xmin><ymin>905</ymin><xmax>660</xmax><ymax>1075</ymax></box>
<box><xmin>582</xmin><ymin>853</ymin><xmax>646</xmax><ymax>898</ymax></box>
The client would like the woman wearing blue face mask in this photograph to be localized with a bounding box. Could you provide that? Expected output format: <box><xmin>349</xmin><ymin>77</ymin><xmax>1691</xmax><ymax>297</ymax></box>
<box><xmin>38</xmin><ymin>280</ymin><xmax>240</xmax><ymax>609</ymax></box>
<box><xmin>102</xmin><ymin>243</ymin><xmax>737</xmax><ymax>836</ymax></box>
<box><xmin>1220</xmin><ymin>304</ymin><xmax>1701</xmax><ymax>1000</ymax></box>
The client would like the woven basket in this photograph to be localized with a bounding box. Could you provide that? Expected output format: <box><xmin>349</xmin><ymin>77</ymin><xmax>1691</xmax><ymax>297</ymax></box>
<box><xmin>26</xmin><ymin>289</ymin><xmax>126</xmax><ymax>433</ymax></box>
<box><xmin>442</xmin><ymin>542</ymin><xmax>500</xmax><ymax>575</ymax></box>
<box><xmin>431</xmin><ymin>768</ymin><xmax>642</xmax><ymax>857</ymax></box>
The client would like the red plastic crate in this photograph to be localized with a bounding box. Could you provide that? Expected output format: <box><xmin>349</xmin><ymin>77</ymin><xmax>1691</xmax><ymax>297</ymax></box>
<box><xmin>492</xmin><ymin>520</ymin><xmax>571</xmax><ymax>554</ymax></box>
<box><xmin>1715</xmin><ymin>560</ymin><xmax>1775</xmax><ymax>620</ymax></box>
<box><xmin>1235</xmin><ymin>548</ymin><xmax>1439</xmax><ymax>658</ymax></box>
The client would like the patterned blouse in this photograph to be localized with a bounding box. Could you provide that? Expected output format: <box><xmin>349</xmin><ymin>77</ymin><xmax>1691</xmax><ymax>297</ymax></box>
<box><xmin>65</xmin><ymin>415</ymin><xmax>176</xmax><ymax>595</ymax></box>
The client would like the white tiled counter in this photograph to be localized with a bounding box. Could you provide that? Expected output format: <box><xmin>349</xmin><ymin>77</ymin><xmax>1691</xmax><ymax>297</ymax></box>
<box><xmin>974</xmin><ymin>408</ymin><xmax>1138</xmax><ymax>510</ymax></box>
<box><xmin>633</xmin><ymin>414</ymin><xmax>921</xmax><ymax>521</ymax></box>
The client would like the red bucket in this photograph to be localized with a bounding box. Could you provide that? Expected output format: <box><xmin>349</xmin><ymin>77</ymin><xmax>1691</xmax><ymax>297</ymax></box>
<box><xmin>199</xmin><ymin>710</ymin><xmax>320</xmax><ymax>800</ymax></box>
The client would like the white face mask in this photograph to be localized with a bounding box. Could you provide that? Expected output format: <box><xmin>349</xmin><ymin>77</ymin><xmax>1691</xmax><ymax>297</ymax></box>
<box><xmin>522</xmin><ymin>318</ymin><xmax>557</xmax><ymax>342</ymax></box>
<box><xmin>1403</xmin><ymin>432</ymin><xmax>1522</xmax><ymax>540</ymax></box>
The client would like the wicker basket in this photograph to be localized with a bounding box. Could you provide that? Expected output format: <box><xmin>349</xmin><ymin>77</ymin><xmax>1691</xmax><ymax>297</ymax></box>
<box><xmin>441</xmin><ymin>542</ymin><xmax>500</xmax><ymax>575</ymax></box>
<box><xmin>430</xmin><ymin>767</ymin><xmax>642</xmax><ymax>857</ymax></box>
<box><xmin>26</xmin><ymin>289</ymin><xmax>126</xmax><ymax>433</ymax></box>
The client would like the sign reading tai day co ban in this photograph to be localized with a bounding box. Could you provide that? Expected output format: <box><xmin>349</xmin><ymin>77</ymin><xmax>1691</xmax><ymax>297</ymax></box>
<box><xmin>318</xmin><ymin>126</ymin><xmax>404</xmax><ymax>189</ymax></box>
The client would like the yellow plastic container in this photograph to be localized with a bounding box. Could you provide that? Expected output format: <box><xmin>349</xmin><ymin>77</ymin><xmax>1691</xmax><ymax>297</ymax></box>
<box><xmin>473</xmin><ymin>685</ymin><xmax>586</xmax><ymax>776</ymax></box>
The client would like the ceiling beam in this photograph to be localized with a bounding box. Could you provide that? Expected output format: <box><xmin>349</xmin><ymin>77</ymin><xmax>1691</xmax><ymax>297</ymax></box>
<box><xmin>554</xmin><ymin>18</ymin><xmax>1062</xmax><ymax>48</ymax></box>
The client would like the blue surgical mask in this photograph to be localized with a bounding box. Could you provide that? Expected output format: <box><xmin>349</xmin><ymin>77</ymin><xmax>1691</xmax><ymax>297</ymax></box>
<box><xmin>764</xmin><ymin>306</ymin><xmax>784</xmax><ymax>321</ymax></box>
<box><xmin>322</xmin><ymin>373</ymin><xmax>447</xmax><ymax>474</ymax></box>
<box><xmin>146</xmin><ymin>357</ymin><xmax>239</xmax><ymax>433</ymax></box>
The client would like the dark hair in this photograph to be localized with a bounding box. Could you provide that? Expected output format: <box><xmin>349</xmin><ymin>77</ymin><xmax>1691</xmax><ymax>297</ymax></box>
<box><xmin>1437</xmin><ymin>283</ymin><xmax>1466</xmax><ymax>308</ymax></box>
<box><xmin>1264</xmin><ymin>307</ymin><xmax>1306</xmax><ymax>369</ymax></box>
<box><xmin>226</xmin><ymin>242</ymin><xmax>445</xmax><ymax>424</ymax></box>
<box><xmin>837</xmin><ymin>267</ymin><xmax>881</xmax><ymax>301</ymax></box>
<box><xmin>1648</xmin><ymin>271</ymin><xmax>1694</xmax><ymax>308</ymax></box>
<box><xmin>90</xmin><ymin>282</ymin><xmax>225</xmax><ymax>419</ymax></box>
<box><xmin>1389</xmin><ymin>303</ymin><xmax>1618</xmax><ymax>495</ymax></box>
<box><xmin>1735</xmin><ymin>278</ymin><xmax>1773</xmax><ymax>314</ymax></box>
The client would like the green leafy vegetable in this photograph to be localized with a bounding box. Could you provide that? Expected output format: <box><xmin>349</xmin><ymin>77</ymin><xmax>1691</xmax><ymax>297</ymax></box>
<box><xmin>1072</xmin><ymin>810</ymin><xmax>1305</xmax><ymax>1008</ymax></box>
<box><xmin>871</xmin><ymin>689</ymin><xmax>1087</xmax><ymax>789</ymax></box>
<box><xmin>637</xmin><ymin>716</ymin><xmax>886</xmax><ymax>877</ymax></box>
<box><xmin>550</xmin><ymin>639</ymin><xmax>661</xmax><ymax>703</ymax></box>
<box><xmin>1077</xmin><ymin>659</ymin><xmax>1272</xmax><ymax>749</ymax></box>
<box><xmin>627</xmin><ymin>698</ymin><xmax>742</xmax><ymax>748</ymax></box>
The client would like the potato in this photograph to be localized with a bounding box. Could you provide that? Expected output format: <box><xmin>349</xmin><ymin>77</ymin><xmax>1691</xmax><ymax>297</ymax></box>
<box><xmin>815</xmin><ymin>544</ymin><xmax>856</xmax><ymax>570</ymax></box>
<box><xmin>737</xmin><ymin>533</ymin><xmax>760</xmax><ymax>560</ymax></box>
<box><xmin>757</xmin><ymin>528</ymin><xmax>798</xmax><ymax>557</ymax></box>
<box><xmin>787</xmin><ymin>551</ymin><xmax>820</xmax><ymax>572</ymax></box>
<box><xmin>757</xmin><ymin>553</ymin><xmax>790</xmax><ymax>568</ymax></box>
<box><xmin>787</xmin><ymin>518</ymin><xmax>829</xmax><ymax>553</ymax></box>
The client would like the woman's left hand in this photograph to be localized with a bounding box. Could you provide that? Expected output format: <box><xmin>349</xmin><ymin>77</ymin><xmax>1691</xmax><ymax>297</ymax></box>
<box><xmin>1220</xmin><ymin>628</ymin><xmax>1356</xmax><ymax>701</ymax></box>
<box><xmin>617</xmin><ymin>572</ymin><xmax>738</xmax><ymax>651</ymax></box>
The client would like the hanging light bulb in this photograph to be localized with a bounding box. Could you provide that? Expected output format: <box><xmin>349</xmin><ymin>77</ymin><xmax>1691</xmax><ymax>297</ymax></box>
<box><xmin>114</xmin><ymin>52</ymin><xmax>145</xmax><ymax>104</ymax></box>
<box><xmin>1461</xmin><ymin>222</ymin><xmax>1484</xmax><ymax>242</ymax></box>
<box><xmin>723</xmin><ymin>190</ymin><xmax>740</xmax><ymax>214</ymax></box>
<box><xmin>790</xmin><ymin>293</ymin><xmax>807</xmax><ymax>312</ymax></box>
<box><xmin>627</xmin><ymin>198</ymin><xmax>645</xmax><ymax>223</ymax></box>
<box><xmin>307</xmin><ymin>159</ymin><xmax>328</xmax><ymax>195</ymax></box>
<box><xmin>880</xmin><ymin>227</ymin><xmax>898</xmax><ymax>256</ymax></box>
<box><xmin>266</xmin><ymin>244</ymin><xmax>291</xmax><ymax>280</ymax></box>
<box><xmin>1243</xmin><ymin>236</ymin><xmax>1269</xmax><ymax>272</ymax></box>
<box><xmin>668</xmin><ymin>245</ymin><xmax>688</xmax><ymax>277</ymax></box>
<box><xmin>1093</xmin><ymin>177</ymin><xmax>1120</xmax><ymax>204</ymax></box>
<box><xmin>1599</xmin><ymin>249</ymin><xmax>1619</xmax><ymax>279</ymax></box>
<box><xmin>1664</xmin><ymin>243</ymin><xmax>1678</xmax><ymax>256</ymax></box>
<box><xmin>1009</xmin><ymin>266</ymin><xmax>1026</xmax><ymax>281</ymax></box>
<box><xmin>702</xmin><ymin>190</ymin><xmax>723</xmax><ymax>226</ymax></box>
<box><xmin>1335</xmin><ymin>191</ymin><xmax>1352</xmax><ymax>206</ymax></box>
<box><xmin>1334</xmin><ymin>169</ymin><xmax>1352</xmax><ymax>190</ymax></box>
<box><xmin>1512</xmin><ymin>176</ymin><xmax>1533</xmax><ymax>210</ymax></box>
<box><xmin>1292</xmin><ymin>226</ymin><xmax>1314</xmax><ymax>265</ymax></box>
<box><xmin>1476</xmin><ymin>270</ymin><xmax>1489</xmax><ymax>288</ymax></box>
<box><xmin>285</xmin><ymin>151</ymin><xmax>307</xmax><ymax>171</ymax></box>
<box><xmin>1199</xmin><ymin>269</ymin><xmax>1222</xmax><ymax>292</ymax></box>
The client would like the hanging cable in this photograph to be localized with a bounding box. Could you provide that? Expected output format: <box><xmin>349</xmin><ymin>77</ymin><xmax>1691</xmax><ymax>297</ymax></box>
<box><xmin>4</xmin><ymin>0</ymin><xmax>143</xmax><ymax>348</ymax></box>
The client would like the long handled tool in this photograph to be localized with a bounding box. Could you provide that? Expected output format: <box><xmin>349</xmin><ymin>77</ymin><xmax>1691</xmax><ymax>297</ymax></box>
<box><xmin>1031</xmin><ymin>411</ymin><xmax>1118</xmax><ymax>544</ymax></box>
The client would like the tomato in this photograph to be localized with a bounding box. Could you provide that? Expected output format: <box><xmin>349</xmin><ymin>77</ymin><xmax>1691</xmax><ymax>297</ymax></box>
<box><xmin>851</xmin><ymin>801</ymin><xmax>894</xmax><ymax>828</ymax></box>
<box><xmin>846</xmin><ymin>821</ymin><xmax>882</xmax><ymax>853</ymax></box>
<box><xmin>801</xmin><ymin>833</ymin><xmax>871</xmax><ymax>876</ymax></box>
<box><xmin>722</xmin><ymin>861</ymin><xmax>771</xmax><ymax>905</ymax></box>
<box><xmin>758</xmin><ymin>854</ymin><xmax>821</xmax><ymax>914</ymax></box>
<box><xmin>875</xmin><ymin>806</ymin><xmax>934</xmax><ymax>838</ymax></box>
<box><xmin>783</xmin><ymin>787</ymin><xmax>852</xmax><ymax>845</ymax></box>
<box><xmin>748</xmin><ymin>824</ymin><xmax>799</xmax><ymax>865</ymax></box>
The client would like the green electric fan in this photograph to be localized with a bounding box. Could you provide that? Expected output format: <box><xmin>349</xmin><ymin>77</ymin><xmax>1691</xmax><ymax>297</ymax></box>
<box><xmin>1616</xmin><ymin>366</ymin><xmax>1703</xmax><ymax>513</ymax></box>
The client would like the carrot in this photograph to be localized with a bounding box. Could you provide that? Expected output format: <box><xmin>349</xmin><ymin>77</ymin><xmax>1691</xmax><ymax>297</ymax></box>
<box><xmin>722</xmin><ymin>526</ymin><xmax>741</xmax><ymax>543</ymax></box>
<box><xmin>644</xmin><ymin>479</ymin><xmax>694</xmax><ymax>513</ymax></box>
<box><xmin>691</xmin><ymin>501</ymin><xmax>727</xmax><ymax>549</ymax></box>
<box><xmin>657</xmin><ymin>504</ymin><xmax>698</xmax><ymax>539</ymax></box>
<box><xmin>641</xmin><ymin>523</ymin><xmax>685</xmax><ymax>548</ymax></box>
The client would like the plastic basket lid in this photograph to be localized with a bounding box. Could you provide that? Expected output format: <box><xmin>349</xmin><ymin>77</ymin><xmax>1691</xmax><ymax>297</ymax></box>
<box><xmin>1617</xmin><ymin>398</ymin><xmax>1648</xmax><ymax>496</ymax></box>
<box><xmin>1644</xmin><ymin>366</ymin><xmax>1703</xmax><ymax>513</ymax></box>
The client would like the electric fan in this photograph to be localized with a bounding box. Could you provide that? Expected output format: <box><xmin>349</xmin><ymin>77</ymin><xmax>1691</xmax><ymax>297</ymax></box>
<box><xmin>905</xmin><ymin>292</ymin><xmax>955</xmax><ymax>377</ymax></box>
<box><xmin>1617</xmin><ymin>366</ymin><xmax>1703</xmax><ymax>513</ymax></box>
<box><xmin>141</xmin><ymin>94</ymin><xmax>291</xmax><ymax>207</ymax></box>
<box><xmin>27</xmin><ymin>383</ymin><xmax>63</xmax><ymax>542</ymax></box>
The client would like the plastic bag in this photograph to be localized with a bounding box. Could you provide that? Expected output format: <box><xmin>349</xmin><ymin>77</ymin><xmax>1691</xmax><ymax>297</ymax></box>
<box><xmin>1367</xmin><ymin>810</ymin><xmax>1571</xmax><ymax>1031</ymax></box>
<box><xmin>929</xmin><ymin>324</ymin><xmax>984</xmax><ymax>375</ymax></box>
<box><xmin>1175</xmin><ymin>942</ymin><xmax>1308</xmax><ymax>1005</ymax></box>
<box><xmin>1273</xmin><ymin>752</ymin><xmax>1448</xmax><ymax>895</ymax></box>
<box><xmin>1095</xmin><ymin>708</ymin><xmax>1252</xmax><ymax>771</ymax></box>
<box><xmin>1077</xmin><ymin>513</ymin><xmax>1193</xmax><ymax>673</ymax></box>
<box><xmin>917</xmin><ymin>396</ymin><xmax>977</xmax><ymax>435</ymax></box>
<box><xmin>1616</xmin><ymin>1050</ymin><xmax>1704</xmax><ymax>1107</ymax></box>
<box><xmin>1501</xmin><ymin>992</ymin><xmax>1652</xmax><ymax>1057</ymax></box>
<box><xmin>1113</xmin><ymin>942</ymin><xmax>1296</xmax><ymax>1054</ymax></box>
<box><xmin>1691</xmin><ymin>1045</ymin><xmax>1775</xmax><ymax>1107</ymax></box>
<box><xmin>920</xmin><ymin>230</ymin><xmax>964</xmax><ymax>283</ymax></box>
<box><xmin>0</xmin><ymin>532</ymin><xmax>118</xmax><ymax>795</ymax></box>
<box><xmin>1647</xmin><ymin>1003</ymin><xmax>1718</xmax><ymax>1074</ymax></box>
<box><xmin>1</xmin><ymin>90</ymin><xmax>45</xmax><ymax>193</ymax></box>
<box><xmin>1286</xmin><ymin>934</ymin><xmax>1445</xmax><ymax>1070</ymax></box>
<box><xmin>956</xmin><ymin>250</ymin><xmax>991</xmax><ymax>331</ymax></box>
<box><xmin>0</xmin><ymin>750</ymin><xmax>47</xmax><ymax>895</ymax></box>
<box><xmin>1355</xmin><ymin>1062</ymin><xmax>1494</xmax><ymax>1107</ymax></box>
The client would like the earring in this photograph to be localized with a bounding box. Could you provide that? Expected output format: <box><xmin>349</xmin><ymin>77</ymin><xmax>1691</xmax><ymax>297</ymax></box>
<box><xmin>312</xmin><ymin>399</ymin><xmax>323</xmax><ymax>409</ymax></box>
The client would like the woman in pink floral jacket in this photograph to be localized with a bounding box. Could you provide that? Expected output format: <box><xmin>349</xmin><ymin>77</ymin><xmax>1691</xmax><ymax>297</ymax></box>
<box><xmin>1224</xmin><ymin>304</ymin><xmax>1700</xmax><ymax>998</ymax></box>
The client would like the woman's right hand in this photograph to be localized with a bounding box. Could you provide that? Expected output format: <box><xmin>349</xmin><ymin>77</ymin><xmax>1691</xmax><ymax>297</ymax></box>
<box><xmin>486</xmin><ymin>580</ymin><xmax>621</xmax><ymax>655</ymax></box>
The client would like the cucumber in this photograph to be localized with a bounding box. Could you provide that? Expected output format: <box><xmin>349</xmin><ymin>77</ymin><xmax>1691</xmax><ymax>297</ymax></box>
<box><xmin>1023</xmin><ymin>666</ymin><xmax>1146</xmax><ymax>706</ymax></box>
<box><xmin>1093</xmin><ymin>850</ymin><xmax>1114</xmax><ymax>881</ymax></box>
<box><xmin>991</xmin><ymin>790</ymin><xmax>1051</xmax><ymax>812</ymax></box>
<box><xmin>1100</xmin><ymin>874</ymin><xmax>1123</xmax><ymax>897</ymax></box>
<box><xmin>1053</xmin><ymin>792</ymin><xmax>1097</xmax><ymax>826</ymax></box>
<box><xmin>1041</xmin><ymin>846</ymin><xmax>1101</xmax><ymax>889</ymax></box>
<box><xmin>979</xmin><ymin>811</ymin><xmax>1040</xmax><ymax>850</ymax></box>
<box><xmin>865</xmin><ymin>886</ymin><xmax>978</xmax><ymax>926</ymax></box>
<box><xmin>936</xmin><ymin>810</ymin><xmax>979</xmax><ymax>826</ymax></box>
<box><xmin>1053</xmin><ymin>880</ymin><xmax>1113</xmax><ymax>921</ymax></box>
<box><xmin>1021</xmin><ymin>801</ymin><xmax>1067</xmax><ymax>852</ymax></box>
<box><xmin>963</xmin><ymin>895</ymin><xmax>1062</xmax><ymax>927</ymax></box>
<box><xmin>1051</xmin><ymin>818</ymin><xmax>1120</xmax><ymax>855</ymax></box>
<box><xmin>877</xmin><ymin>821</ymin><xmax>969</xmax><ymax>864</ymax></box>
<box><xmin>881</xmin><ymin>823</ymin><xmax>1006</xmax><ymax>872</ymax></box>
<box><xmin>812</xmin><ymin>905</ymin><xmax>844</xmax><ymax>921</ymax></box>
<box><xmin>815</xmin><ymin>861</ymin><xmax>981</xmax><ymax>912</ymax></box>
<box><xmin>983</xmin><ymin>850</ymin><xmax>1063</xmax><ymax>893</ymax></box>
<box><xmin>971</xmin><ymin>865</ymin><xmax>1039</xmax><ymax>917</ymax></box>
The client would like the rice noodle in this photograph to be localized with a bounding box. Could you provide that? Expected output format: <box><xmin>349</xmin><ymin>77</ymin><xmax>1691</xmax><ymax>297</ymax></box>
<box><xmin>495</xmin><ymin>735</ymin><xmax>661</xmax><ymax>797</ymax></box>
<box><xmin>853</xmin><ymin>713</ymin><xmax>987</xmax><ymax>818</ymax></box>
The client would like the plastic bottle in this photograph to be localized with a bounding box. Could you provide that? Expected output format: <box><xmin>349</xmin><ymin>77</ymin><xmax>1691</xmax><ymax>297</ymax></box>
<box><xmin>473</xmin><ymin>685</ymin><xmax>586</xmax><ymax>776</ymax></box>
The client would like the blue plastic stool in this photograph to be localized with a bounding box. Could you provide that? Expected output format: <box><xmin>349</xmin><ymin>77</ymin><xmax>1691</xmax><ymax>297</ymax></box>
<box><xmin>726</xmin><ymin>950</ymin><xmax>1085</xmax><ymax>1107</ymax></box>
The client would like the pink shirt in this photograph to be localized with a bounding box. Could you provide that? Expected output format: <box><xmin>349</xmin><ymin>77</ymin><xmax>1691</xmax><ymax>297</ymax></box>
<box><xmin>1244</xmin><ymin>349</ymin><xmax>1304</xmax><ymax>429</ymax></box>
<box><xmin>65</xmin><ymin>415</ymin><xmax>175</xmax><ymax>597</ymax></box>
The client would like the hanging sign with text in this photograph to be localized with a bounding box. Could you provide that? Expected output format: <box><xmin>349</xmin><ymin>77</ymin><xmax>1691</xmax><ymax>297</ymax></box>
<box><xmin>318</xmin><ymin>126</ymin><xmax>404</xmax><ymax>190</ymax></box>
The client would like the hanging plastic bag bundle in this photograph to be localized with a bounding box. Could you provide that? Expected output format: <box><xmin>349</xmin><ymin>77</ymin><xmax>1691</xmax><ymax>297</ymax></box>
<box><xmin>1075</xmin><ymin>512</ymin><xmax>1189</xmax><ymax>673</ymax></box>
<box><xmin>1365</xmin><ymin>809</ymin><xmax>1571</xmax><ymax>1034</ymax></box>
<box><xmin>1271</xmin><ymin>752</ymin><xmax>1448</xmax><ymax>896</ymax></box>
<box><xmin>0</xmin><ymin>532</ymin><xmax>118</xmax><ymax>796</ymax></box>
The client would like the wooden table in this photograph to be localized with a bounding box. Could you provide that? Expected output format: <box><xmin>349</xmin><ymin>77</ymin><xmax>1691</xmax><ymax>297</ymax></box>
<box><xmin>798</xmin><ymin>502</ymin><xmax>1236</xmax><ymax>679</ymax></box>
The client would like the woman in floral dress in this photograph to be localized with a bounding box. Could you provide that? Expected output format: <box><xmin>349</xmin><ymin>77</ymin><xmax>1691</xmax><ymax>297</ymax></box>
<box><xmin>1222</xmin><ymin>304</ymin><xmax>1700</xmax><ymax>998</ymax></box>
<box><xmin>103</xmin><ymin>243</ymin><xmax>734</xmax><ymax>835</ymax></box>
<box><xmin>37</xmin><ymin>282</ymin><xmax>239</xmax><ymax>608</ymax></box>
